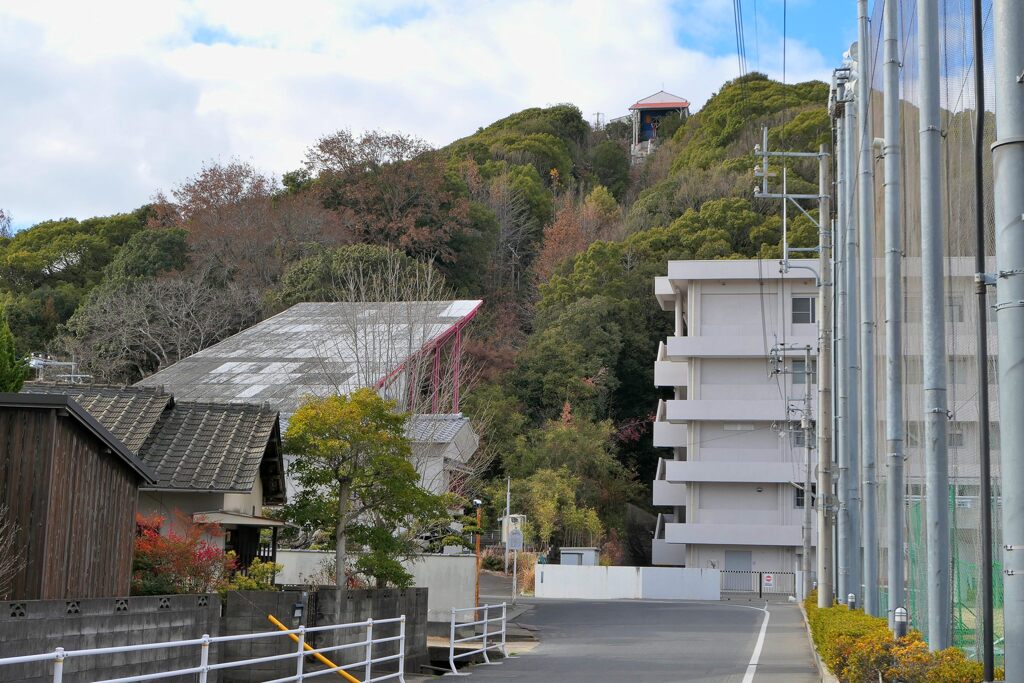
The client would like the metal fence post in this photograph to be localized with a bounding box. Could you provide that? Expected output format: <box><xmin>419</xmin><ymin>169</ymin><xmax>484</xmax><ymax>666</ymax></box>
<box><xmin>449</xmin><ymin>607</ymin><xmax>458</xmax><ymax>675</ymax></box>
<box><xmin>500</xmin><ymin>603</ymin><xmax>508</xmax><ymax>657</ymax></box>
<box><xmin>398</xmin><ymin>615</ymin><xmax>407</xmax><ymax>683</ymax></box>
<box><xmin>481</xmin><ymin>604</ymin><xmax>491</xmax><ymax>664</ymax></box>
<box><xmin>759</xmin><ymin>572</ymin><xmax>763</xmax><ymax>599</ymax></box>
<box><xmin>295</xmin><ymin>626</ymin><xmax>306</xmax><ymax>682</ymax></box>
<box><xmin>52</xmin><ymin>648</ymin><xmax>64</xmax><ymax>683</ymax></box>
<box><xmin>364</xmin><ymin>618</ymin><xmax>373</xmax><ymax>682</ymax></box>
<box><xmin>198</xmin><ymin>634</ymin><xmax>210</xmax><ymax>683</ymax></box>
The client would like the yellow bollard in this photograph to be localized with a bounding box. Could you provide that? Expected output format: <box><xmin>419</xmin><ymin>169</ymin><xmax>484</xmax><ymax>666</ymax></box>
<box><xmin>267</xmin><ymin>614</ymin><xmax>361</xmax><ymax>683</ymax></box>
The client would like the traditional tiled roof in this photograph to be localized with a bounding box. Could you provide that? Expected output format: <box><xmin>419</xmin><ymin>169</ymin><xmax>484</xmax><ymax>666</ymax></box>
<box><xmin>20</xmin><ymin>383</ymin><xmax>284</xmax><ymax>502</ymax></box>
<box><xmin>21</xmin><ymin>383</ymin><xmax>171</xmax><ymax>453</ymax></box>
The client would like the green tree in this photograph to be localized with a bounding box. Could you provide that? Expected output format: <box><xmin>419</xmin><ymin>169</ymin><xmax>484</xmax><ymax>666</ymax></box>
<box><xmin>104</xmin><ymin>228</ymin><xmax>189</xmax><ymax>280</ymax></box>
<box><xmin>590</xmin><ymin>141</ymin><xmax>630</xmax><ymax>201</ymax></box>
<box><xmin>0</xmin><ymin>312</ymin><xmax>29</xmax><ymax>392</ymax></box>
<box><xmin>282</xmin><ymin>390</ymin><xmax>447</xmax><ymax>605</ymax></box>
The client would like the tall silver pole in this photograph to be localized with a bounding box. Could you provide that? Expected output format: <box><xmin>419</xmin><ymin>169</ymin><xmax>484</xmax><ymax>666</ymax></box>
<box><xmin>992</xmin><ymin>0</ymin><xmax>1024</xmax><ymax>675</ymax></box>
<box><xmin>856</xmin><ymin>0</ymin><xmax>879</xmax><ymax>617</ymax></box>
<box><xmin>802</xmin><ymin>345</ymin><xmax>815</xmax><ymax>600</ymax></box>
<box><xmin>917</xmin><ymin>0</ymin><xmax>951</xmax><ymax>651</ymax></box>
<box><xmin>817</xmin><ymin>143</ymin><xmax>834</xmax><ymax>608</ymax></box>
<box><xmin>882</xmin><ymin>0</ymin><xmax>905</xmax><ymax>630</ymax></box>
<box><xmin>844</xmin><ymin>69</ymin><xmax>862</xmax><ymax>607</ymax></box>
<box><xmin>834</xmin><ymin>85</ymin><xmax>850</xmax><ymax>603</ymax></box>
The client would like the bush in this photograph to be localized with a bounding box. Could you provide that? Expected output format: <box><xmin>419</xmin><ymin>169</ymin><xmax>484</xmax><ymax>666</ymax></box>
<box><xmin>803</xmin><ymin>592</ymin><xmax>1002</xmax><ymax>682</ymax></box>
<box><xmin>131</xmin><ymin>513</ymin><xmax>236</xmax><ymax>595</ymax></box>
<box><xmin>481</xmin><ymin>549</ymin><xmax>505</xmax><ymax>572</ymax></box>
<box><xmin>225</xmin><ymin>557</ymin><xmax>283</xmax><ymax>592</ymax></box>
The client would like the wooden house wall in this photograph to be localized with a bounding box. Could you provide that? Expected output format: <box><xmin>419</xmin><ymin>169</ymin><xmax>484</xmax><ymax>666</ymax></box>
<box><xmin>0</xmin><ymin>407</ymin><xmax>141</xmax><ymax>600</ymax></box>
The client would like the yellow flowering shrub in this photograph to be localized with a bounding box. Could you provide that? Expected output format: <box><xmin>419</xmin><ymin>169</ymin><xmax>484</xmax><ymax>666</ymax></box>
<box><xmin>803</xmin><ymin>591</ymin><xmax>1002</xmax><ymax>682</ymax></box>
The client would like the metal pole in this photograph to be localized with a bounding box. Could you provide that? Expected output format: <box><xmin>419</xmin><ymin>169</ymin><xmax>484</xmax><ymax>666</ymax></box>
<box><xmin>834</xmin><ymin>79</ymin><xmax>850</xmax><ymax>603</ymax></box>
<box><xmin>918</xmin><ymin>0</ymin><xmax>952</xmax><ymax>651</ymax></box>
<box><xmin>481</xmin><ymin>604</ymin><xmax>491</xmax><ymax>664</ymax></box>
<box><xmin>364</xmin><ymin>619</ymin><xmax>373</xmax><ymax>682</ymax></box>
<box><xmin>399</xmin><ymin>616</ymin><xmax>407</xmax><ymax>683</ymax></box>
<box><xmin>883</xmin><ymin>0</ymin><xmax>906</xmax><ymax>631</ymax></box>
<box><xmin>512</xmin><ymin>550</ymin><xmax>518</xmax><ymax>604</ymax></box>
<box><xmin>802</xmin><ymin>345</ymin><xmax>814</xmax><ymax>600</ymax></box>
<box><xmin>970</xmin><ymin>0</ymin><xmax>994</xmax><ymax>674</ymax></box>
<box><xmin>198</xmin><ymin>634</ymin><xmax>210</xmax><ymax>683</ymax></box>
<box><xmin>475</xmin><ymin>505</ymin><xmax>482</xmax><ymax>611</ymax></box>
<box><xmin>504</xmin><ymin>477</ymin><xmax>510</xmax><ymax>574</ymax></box>
<box><xmin>818</xmin><ymin>143</ymin><xmax>835</xmax><ymax>608</ymax></box>
<box><xmin>992</xmin><ymin>0</ymin><xmax>1024</xmax><ymax>676</ymax></box>
<box><xmin>856</xmin><ymin>0</ymin><xmax>879</xmax><ymax>617</ymax></box>
<box><xmin>52</xmin><ymin>648</ymin><xmax>64</xmax><ymax>683</ymax></box>
<box><xmin>844</xmin><ymin>66</ymin><xmax>862</xmax><ymax>607</ymax></box>
<box><xmin>295</xmin><ymin>626</ymin><xmax>306</xmax><ymax>682</ymax></box>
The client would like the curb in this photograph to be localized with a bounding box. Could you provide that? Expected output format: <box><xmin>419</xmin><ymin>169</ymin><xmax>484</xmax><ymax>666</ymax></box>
<box><xmin>798</xmin><ymin>601</ymin><xmax>841</xmax><ymax>683</ymax></box>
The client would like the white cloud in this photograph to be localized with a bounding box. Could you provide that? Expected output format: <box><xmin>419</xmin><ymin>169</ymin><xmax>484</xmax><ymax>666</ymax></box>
<box><xmin>0</xmin><ymin>0</ymin><xmax>830</xmax><ymax>225</ymax></box>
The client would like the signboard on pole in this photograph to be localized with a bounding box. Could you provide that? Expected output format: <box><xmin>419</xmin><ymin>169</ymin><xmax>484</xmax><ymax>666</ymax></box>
<box><xmin>508</xmin><ymin>528</ymin><xmax>524</xmax><ymax>551</ymax></box>
<box><xmin>763</xmin><ymin>573</ymin><xmax>774</xmax><ymax>589</ymax></box>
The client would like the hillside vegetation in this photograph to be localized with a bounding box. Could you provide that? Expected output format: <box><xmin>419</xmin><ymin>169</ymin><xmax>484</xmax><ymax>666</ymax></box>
<box><xmin>0</xmin><ymin>73</ymin><xmax>828</xmax><ymax>559</ymax></box>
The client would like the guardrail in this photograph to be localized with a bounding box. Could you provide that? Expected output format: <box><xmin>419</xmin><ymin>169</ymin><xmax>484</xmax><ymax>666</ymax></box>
<box><xmin>0</xmin><ymin>615</ymin><xmax>406</xmax><ymax>683</ymax></box>
<box><xmin>447</xmin><ymin>603</ymin><xmax>507</xmax><ymax>676</ymax></box>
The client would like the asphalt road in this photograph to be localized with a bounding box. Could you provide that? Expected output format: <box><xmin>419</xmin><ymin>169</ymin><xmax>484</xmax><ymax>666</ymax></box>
<box><xmin>452</xmin><ymin>597</ymin><xmax>820</xmax><ymax>682</ymax></box>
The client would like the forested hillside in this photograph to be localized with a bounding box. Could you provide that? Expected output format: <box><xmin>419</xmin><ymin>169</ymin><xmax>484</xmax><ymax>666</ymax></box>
<box><xmin>0</xmin><ymin>73</ymin><xmax>829</xmax><ymax>557</ymax></box>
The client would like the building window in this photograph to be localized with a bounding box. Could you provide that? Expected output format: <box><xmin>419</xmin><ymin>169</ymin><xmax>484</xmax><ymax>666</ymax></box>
<box><xmin>792</xmin><ymin>296</ymin><xmax>816</xmax><ymax>324</ymax></box>
<box><xmin>946</xmin><ymin>295</ymin><xmax>965</xmax><ymax>324</ymax></box>
<box><xmin>991</xmin><ymin>422</ymin><xmax>1001</xmax><ymax>450</ymax></box>
<box><xmin>906</xmin><ymin>422</ymin><xmax>921</xmax><ymax>447</ymax></box>
<box><xmin>792</xmin><ymin>359</ymin><xmax>817</xmax><ymax>385</ymax></box>
<box><xmin>948</xmin><ymin>424</ymin><xmax>965</xmax><ymax>448</ymax></box>
<box><xmin>791</xmin><ymin>422</ymin><xmax>815</xmax><ymax>448</ymax></box>
<box><xmin>724</xmin><ymin>423</ymin><xmax>755</xmax><ymax>431</ymax></box>
<box><xmin>795</xmin><ymin>483</ymin><xmax>817</xmax><ymax>508</ymax></box>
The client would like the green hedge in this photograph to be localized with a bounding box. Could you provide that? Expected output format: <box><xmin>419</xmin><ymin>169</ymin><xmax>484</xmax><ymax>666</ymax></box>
<box><xmin>803</xmin><ymin>592</ymin><xmax>1001</xmax><ymax>682</ymax></box>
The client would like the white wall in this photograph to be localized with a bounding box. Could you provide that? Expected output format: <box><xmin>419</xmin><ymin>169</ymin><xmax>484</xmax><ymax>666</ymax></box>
<box><xmin>534</xmin><ymin>565</ymin><xmax>720</xmax><ymax>601</ymax></box>
<box><xmin>274</xmin><ymin>550</ymin><xmax>475</xmax><ymax>623</ymax></box>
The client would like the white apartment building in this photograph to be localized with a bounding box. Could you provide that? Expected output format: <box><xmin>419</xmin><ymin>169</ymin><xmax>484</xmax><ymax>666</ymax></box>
<box><xmin>651</xmin><ymin>259</ymin><xmax>819</xmax><ymax>579</ymax></box>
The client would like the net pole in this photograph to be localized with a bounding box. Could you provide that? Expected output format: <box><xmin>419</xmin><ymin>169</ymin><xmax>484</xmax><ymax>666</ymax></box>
<box><xmin>969</xmin><ymin>0</ymin><xmax>994</xmax><ymax>677</ymax></box>
<box><xmin>834</xmin><ymin>78</ymin><xmax>851</xmax><ymax>603</ymax></box>
<box><xmin>883</xmin><ymin>0</ymin><xmax>906</xmax><ymax>632</ymax></box>
<box><xmin>818</xmin><ymin>142</ymin><xmax>835</xmax><ymax>608</ymax></box>
<box><xmin>992</xmin><ymin>0</ymin><xmax>1024</xmax><ymax>676</ymax></box>
<box><xmin>857</xmin><ymin>0</ymin><xmax>880</xmax><ymax>618</ymax></box>
<box><xmin>917</xmin><ymin>0</ymin><xmax>952</xmax><ymax>651</ymax></box>
<box><xmin>844</xmin><ymin>73</ymin><xmax>863</xmax><ymax>607</ymax></box>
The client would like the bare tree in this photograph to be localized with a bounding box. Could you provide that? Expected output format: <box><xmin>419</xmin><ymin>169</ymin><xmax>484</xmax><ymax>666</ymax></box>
<box><xmin>0</xmin><ymin>505</ymin><xmax>24</xmax><ymax>599</ymax></box>
<box><xmin>0</xmin><ymin>208</ymin><xmax>12</xmax><ymax>239</ymax></box>
<box><xmin>59</xmin><ymin>268</ymin><xmax>262</xmax><ymax>383</ymax></box>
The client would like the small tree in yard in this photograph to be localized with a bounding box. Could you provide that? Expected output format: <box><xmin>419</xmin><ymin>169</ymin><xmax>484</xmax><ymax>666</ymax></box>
<box><xmin>131</xmin><ymin>513</ymin><xmax>236</xmax><ymax>595</ymax></box>
<box><xmin>282</xmin><ymin>389</ymin><xmax>449</xmax><ymax>626</ymax></box>
<box><xmin>0</xmin><ymin>312</ymin><xmax>29</xmax><ymax>392</ymax></box>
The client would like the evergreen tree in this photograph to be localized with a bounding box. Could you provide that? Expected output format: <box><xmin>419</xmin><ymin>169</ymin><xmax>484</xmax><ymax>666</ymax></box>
<box><xmin>0</xmin><ymin>313</ymin><xmax>29</xmax><ymax>392</ymax></box>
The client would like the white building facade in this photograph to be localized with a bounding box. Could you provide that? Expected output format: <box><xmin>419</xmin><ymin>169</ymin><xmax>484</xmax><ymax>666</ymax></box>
<box><xmin>651</xmin><ymin>259</ymin><xmax>819</xmax><ymax>580</ymax></box>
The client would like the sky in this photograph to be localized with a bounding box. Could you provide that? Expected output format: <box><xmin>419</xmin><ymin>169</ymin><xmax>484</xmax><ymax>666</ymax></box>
<box><xmin>0</xmin><ymin>0</ymin><xmax>859</xmax><ymax>227</ymax></box>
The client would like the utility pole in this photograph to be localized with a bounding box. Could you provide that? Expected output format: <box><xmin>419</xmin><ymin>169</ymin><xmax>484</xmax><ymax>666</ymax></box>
<box><xmin>817</xmin><ymin>142</ymin><xmax>834</xmax><ymax>608</ymax></box>
<box><xmin>504</xmin><ymin>477</ymin><xmax>511</xmax><ymax>574</ymax></box>
<box><xmin>802</xmin><ymin>345</ymin><xmax>815</xmax><ymax>601</ymax></box>
<box><xmin>918</xmin><ymin>0</ymin><xmax>952</xmax><ymax>650</ymax></box>
<box><xmin>992</xmin><ymin>0</ymin><xmax>1024</xmax><ymax>676</ymax></box>
<box><xmin>856</xmin><ymin>0</ymin><xmax>879</xmax><ymax>618</ymax></box>
<box><xmin>754</xmin><ymin>128</ymin><xmax>833</xmax><ymax>603</ymax></box>
<box><xmin>882</xmin><ymin>0</ymin><xmax>906</xmax><ymax>632</ymax></box>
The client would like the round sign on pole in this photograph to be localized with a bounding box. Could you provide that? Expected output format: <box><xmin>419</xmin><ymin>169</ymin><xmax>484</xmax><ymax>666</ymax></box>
<box><xmin>763</xmin><ymin>573</ymin><xmax>774</xmax><ymax>587</ymax></box>
<box><xmin>508</xmin><ymin>528</ymin><xmax>524</xmax><ymax>551</ymax></box>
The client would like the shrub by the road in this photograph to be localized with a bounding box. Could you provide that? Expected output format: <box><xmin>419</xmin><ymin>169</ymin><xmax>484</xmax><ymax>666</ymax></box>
<box><xmin>803</xmin><ymin>591</ymin><xmax>1001</xmax><ymax>681</ymax></box>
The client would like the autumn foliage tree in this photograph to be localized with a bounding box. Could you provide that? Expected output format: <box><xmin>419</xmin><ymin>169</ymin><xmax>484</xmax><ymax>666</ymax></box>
<box><xmin>131</xmin><ymin>513</ymin><xmax>236</xmax><ymax>595</ymax></box>
<box><xmin>305</xmin><ymin>130</ymin><xmax>472</xmax><ymax>265</ymax></box>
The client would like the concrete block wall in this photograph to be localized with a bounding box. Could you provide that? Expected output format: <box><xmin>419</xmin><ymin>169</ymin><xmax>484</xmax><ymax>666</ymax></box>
<box><xmin>220</xmin><ymin>590</ymin><xmax>307</xmax><ymax>683</ymax></box>
<box><xmin>0</xmin><ymin>594</ymin><xmax>220</xmax><ymax>683</ymax></box>
<box><xmin>316</xmin><ymin>588</ymin><xmax>429</xmax><ymax>675</ymax></box>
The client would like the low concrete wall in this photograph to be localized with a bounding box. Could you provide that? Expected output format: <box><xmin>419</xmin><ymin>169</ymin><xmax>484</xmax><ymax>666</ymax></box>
<box><xmin>275</xmin><ymin>551</ymin><xmax>475</xmax><ymax>623</ymax></box>
<box><xmin>535</xmin><ymin>565</ymin><xmax>721</xmax><ymax>601</ymax></box>
<box><xmin>0</xmin><ymin>594</ymin><xmax>221</xmax><ymax>683</ymax></box>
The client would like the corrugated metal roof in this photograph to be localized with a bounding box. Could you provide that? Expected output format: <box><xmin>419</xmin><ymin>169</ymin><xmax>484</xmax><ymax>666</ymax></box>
<box><xmin>405</xmin><ymin>414</ymin><xmax>471</xmax><ymax>443</ymax></box>
<box><xmin>137</xmin><ymin>300</ymin><xmax>482</xmax><ymax>421</ymax></box>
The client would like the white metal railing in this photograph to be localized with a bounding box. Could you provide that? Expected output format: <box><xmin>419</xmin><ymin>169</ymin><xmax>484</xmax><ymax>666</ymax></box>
<box><xmin>447</xmin><ymin>603</ymin><xmax>507</xmax><ymax>676</ymax></box>
<box><xmin>0</xmin><ymin>615</ymin><xmax>406</xmax><ymax>683</ymax></box>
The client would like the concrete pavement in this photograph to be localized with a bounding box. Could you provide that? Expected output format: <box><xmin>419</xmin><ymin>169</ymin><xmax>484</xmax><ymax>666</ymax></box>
<box><xmin>448</xmin><ymin>597</ymin><xmax>819</xmax><ymax>682</ymax></box>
